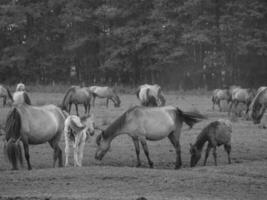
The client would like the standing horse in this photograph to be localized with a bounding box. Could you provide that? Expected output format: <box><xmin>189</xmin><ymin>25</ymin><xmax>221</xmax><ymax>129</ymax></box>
<box><xmin>190</xmin><ymin>119</ymin><xmax>232</xmax><ymax>167</ymax></box>
<box><xmin>16</xmin><ymin>83</ymin><xmax>26</xmax><ymax>92</ymax></box>
<box><xmin>211</xmin><ymin>89</ymin><xmax>231</xmax><ymax>111</ymax></box>
<box><xmin>228</xmin><ymin>88</ymin><xmax>256</xmax><ymax>116</ymax></box>
<box><xmin>250</xmin><ymin>87</ymin><xmax>267</xmax><ymax>124</ymax></box>
<box><xmin>13</xmin><ymin>91</ymin><xmax>31</xmax><ymax>106</ymax></box>
<box><xmin>4</xmin><ymin>104</ymin><xmax>66</xmax><ymax>170</ymax></box>
<box><xmin>0</xmin><ymin>85</ymin><xmax>13</xmax><ymax>106</ymax></box>
<box><xmin>136</xmin><ymin>84</ymin><xmax>166</xmax><ymax>107</ymax></box>
<box><xmin>64</xmin><ymin>114</ymin><xmax>95</xmax><ymax>167</ymax></box>
<box><xmin>88</xmin><ymin>86</ymin><xmax>121</xmax><ymax>108</ymax></box>
<box><xmin>95</xmin><ymin>106</ymin><xmax>206</xmax><ymax>169</ymax></box>
<box><xmin>61</xmin><ymin>86</ymin><xmax>92</xmax><ymax>115</ymax></box>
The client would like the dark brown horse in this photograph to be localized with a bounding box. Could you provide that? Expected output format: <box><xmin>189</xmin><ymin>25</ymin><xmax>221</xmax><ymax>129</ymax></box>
<box><xmin>61</xmin><ymin>86</ymin><xmax>92</xmax><ymax>115</ymax></box>
<box><xmin>190</xmin><ymin>119</ymin><xmax>232</xmax><ymax>167</ymax></box>
<box><xmin>95</xmin><ymin>105</ymin><xmax>206</xmax><ymax>169</ymax></box>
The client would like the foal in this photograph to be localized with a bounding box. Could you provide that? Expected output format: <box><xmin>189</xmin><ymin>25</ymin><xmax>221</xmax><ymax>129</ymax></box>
<box><xmin>190</xmin><ymin>119</ymin><xmax>232</xmax><ymax>167</ymax></box>
<box><xmin>64</xmin><ymin>114</ymin><xmax>95</xmax><ymax>167</ymax></box>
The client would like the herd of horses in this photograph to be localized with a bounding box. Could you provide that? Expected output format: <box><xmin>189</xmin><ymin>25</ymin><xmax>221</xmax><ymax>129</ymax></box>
<box><xmin>0</xmin><ymin>83</ymin><xmax>266</xmax><ymax>171</ymax></box>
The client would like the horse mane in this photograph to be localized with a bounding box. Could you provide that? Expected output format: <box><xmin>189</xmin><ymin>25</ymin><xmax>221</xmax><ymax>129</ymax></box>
<box><xmin>5</xmin><ymin>87</ymin><xmax>13</xmax><ymax>101</ymax></box>
<box><xmin>23</xmin><ymin>92</ymin><xmax>31</xmax><ymax>105</ymax></box>
<box><xmin>61</xmin><ymin>86</ymin><xmax>76</xmax><ymax>110</ymax></box>
<box><xmin>102</xmin><ymin>106</ymin><xmax>138</xmax><ymax>139</ymax></box>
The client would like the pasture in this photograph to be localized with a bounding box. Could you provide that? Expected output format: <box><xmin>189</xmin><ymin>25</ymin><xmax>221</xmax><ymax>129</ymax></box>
<box><xmin>0</xmin><ymin>91</ymin><xmax>267</xmax><ymax>199</ymax></box>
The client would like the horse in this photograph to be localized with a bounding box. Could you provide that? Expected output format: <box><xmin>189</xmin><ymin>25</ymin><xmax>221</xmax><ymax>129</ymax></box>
<box><xmin>211</xmin><ymin>89</ymin><xmax>231</xmax><ymax>111</ymax></box>
<box><xmin>0</xmin><ymin>85</ymin><xmax>13</xmax><ymax>106</ymax></box>
<box><xmin>64</xmin><ymin>114</ymin><xmax>95</xmax><ymax>167</ymax></box>
<box><xmin>228</xmin><ymin>88</ymin><xmax>256</xmax><ymax>116</ymax></box>
<box><xmin>95</xmin><ymin>105</ymin><xmax>206</xmax><ymax>169</ymax></box>
<box><xmin>4</xmin><ymin>104</ymin><xmax>66</xmax><ymax>170</ymax></box>
<box><xmin>250</xmin><ymin>87</ymin><xmax>267</xmax><ymax>124</ymax></box>
<box><xmin>13</xmin><ymin>91</ymin><xmax>31</xmax><ymax>106</ymax></box>
<box><xmin>88</xmin><ymin>86</ymin><xmax>121</xmax><ymax>108</ymax></box>
<box><xmin>136</xmin><ymin>84</ymin><xmax>166</xmax><ymax>107</ymax></box>
<box><xmin>16</xmin><ymin>83</ymin><xmax>26</xmax><ymax>92</ymax></box>
<box><xmin>61</xmin><ymin>86</ymin><xmax>92</xmax><ymax>116</ymax></box>
<box><xmin>190</xmin><ymin>119</ymin><xmax>232</xmax><ymax>167</ymax></box>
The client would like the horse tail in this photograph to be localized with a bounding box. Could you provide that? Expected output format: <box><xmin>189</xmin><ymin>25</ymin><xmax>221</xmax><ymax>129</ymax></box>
<box><xmin>6</xmin><ymin>87</ymin><xmax>13</xmax><ymax>102</ymax></box>
<box><xmin>4</xmin><ymin>108</ymin><xmax>23</xmax><ymax>170</ymax></box>
<box><xmin>61</xmin><ymin>87</ymin><xmax>75</xmax><ymax>112</ymax></box>
<box><xmin>176</xmin><ymin>108</ymin><xmax>207</xmax><ymax>128</ymax></box>
<box><xmin>23</xmin><ymin>92</ymin><xmax>31</xmax><ymax>105</ymax></box>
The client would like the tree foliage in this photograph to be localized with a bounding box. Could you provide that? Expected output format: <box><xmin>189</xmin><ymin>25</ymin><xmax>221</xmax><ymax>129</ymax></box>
<box><xmin>0</xmin><ymin>0</ymin><xmax>266</xmax><ymax>88</ymax></box>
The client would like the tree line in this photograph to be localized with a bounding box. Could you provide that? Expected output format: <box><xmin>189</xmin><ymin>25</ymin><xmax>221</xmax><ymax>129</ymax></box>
<box><xmin>0</xmin><ymin>0</ymin><xmax>266</xmax><ymax>90</ymax></box>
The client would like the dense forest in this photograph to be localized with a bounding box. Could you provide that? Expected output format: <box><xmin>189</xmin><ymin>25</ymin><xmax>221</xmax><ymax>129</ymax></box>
<box><xmin>0</xmin><ymin>0</ymin><xmax>266</xmax><ymax>90</ymax></box>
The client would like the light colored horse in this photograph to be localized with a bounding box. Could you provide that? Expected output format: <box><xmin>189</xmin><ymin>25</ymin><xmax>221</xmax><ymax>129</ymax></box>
<box><xmin>136</xmin><ymin>84</ymin><xmax>166</xmax><ymax>107</ymax></box>
<box><xmin>0</xmin><ymin>85</ymin><xmax>13</xmax><ymax>106</ymax></box>
<box><xmin>4</xmin><ymin>104</ymin><xmax>66</xmax><ymax>170</ymax></box>
<box><xmin>228</xmin><ymin>88</ymin><xmax>256</xmax><ymax>116</ymax></box>
<box><xmin>95</xmin><ymin>106</ymin><xmax>206</xmax><ymax>169</ymax></box>
<box><xmin>190</xmin><ymin>119</ymin><xmax>232</xmax><ymax>167</ymax></box>
<box><xmin>13</xmin><ymin>91</ymin><xmax>31</xmax><ymax>106</ymax></box>
<box><xmin>64</xmin><ymin>114</ymin><xmax>95</xmax><ymax>167</ymax></box>
<box><xmin>88</xmin><ymin>86</ymin><xmax>121</xmax><ymax>108</ymax></box>
<box><xmin>250</xmin><ymin>87</ymin><xmax>267</xmax><ymax>124</ymax></box>
<box><xmin>211</xmin><ymin>89</ymin><xmax>231</xmax><ymax>111</ymax></box>
<box><xmin>16</xmin><ymin>83</ymin><xmax>26</xmax><ymax>92</ymax></box>
<box><xmin>61</xmin><ymin>86</ymin><xmax>92</xmax><ymax>115</ymax></box>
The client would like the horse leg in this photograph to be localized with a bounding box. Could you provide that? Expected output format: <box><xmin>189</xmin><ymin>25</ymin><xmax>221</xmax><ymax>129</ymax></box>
<box><xmin>131</xmin><ymin>137</ymin><xmax>141</xmax><ymax>167</ymax></box>
<box><xmin>212</xmin><ymin>147</ymin><xmax>217</xmax><ymax>166</ymax></box>
<box><xmin>168</xmin><ymin>132</ymin><xmax>182</xmax><ymax>169</ymax></box>
<box><xmin>64</xmin><ymin>131</ymin><xmax>70</xmax><ymax>167</ymax></box>
<box><xmin>23</xmin><ymin>142</ymin><xmax>32</xmax><ymax>170</ymax></box>
<box><xmin>203</xmin><ymin>143</ymin><xmax>212</xmax><ymax>166</ymax></box>
<box><xmin>140</xmin><ymin>139</ymin><xmax>153</xmax><ymax>168</ymax></box>
<box><xmin>106</xmin><ymin>98</ymin><xmax>109</xmax><ymax>108</ymax></box>
<box><xmin>3</xmin><ymin>96</ymin><xmax>6</xmax><ymax>106</ymax></box>
<box><xmin>228</xmin><ymin>101</ymin><xmax>234</xmax><ymax>116</ymax></box>
<box><xmin>49</xmin><ymin>139</ymin><xmax>63</xmax><ymax>168</ymax></box>
<box><xmin>75</xmin><ymin>104</ymin><xmax>79</xmax><ymax>116</ymax></box>
<box><xmin>84</xmin><ymin>103</ymin><xmax>87</xmax><ymax>114</ymax></box>
<box><xmin>218</xmin><ymin>100</ymin><xmax>222</xmax><ymax>112</ymax></box>
<box><xmin>69</xmin><ymin>103</ymin><xmax>72</xmax><ymax>113</ymax></box>
<box><xmin>224</xmin><ymin>144</ymin><xmax>231</xmax><ymax>164</ymax></box>
<box><xmin>78</xmin><ymin>134</ymin><xmax>86</xmax><ymax>167</ymax></box>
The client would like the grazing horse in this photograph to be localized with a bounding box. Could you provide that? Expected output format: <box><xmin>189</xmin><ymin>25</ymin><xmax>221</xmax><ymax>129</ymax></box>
<box><xmin>64</xmin><ymin>114</ymin><xmax>95</xmax><ymax>167</ymax></box>
<box><xmin>228</xmin><ymin>88</ymin><xmax>256</xmax><ymax>116</ymax></box>
<box><xmin>16</xmin><ymin>83</ymin><xmax>26</xmax><ymax>92</ymax></box>
<box><xmin>4</xmin><ymin>104</ymin><xmax>66</xmax><ymax>170</ymax></box>
<box><xmin>13</xmin><ymin>91</ymin><xmax>31</xmax><ymax>106</ymax></box>
<box><xmin>211</xmin><ymin>89</ymin><xmax>231</xmax><ymax>111</ymax></box>
<box><xmin>0</xmin><ymin>85</ymin><xmax>13</xmax><ymax>106</ymax></box>
<box><xmin>95</xmin><ymin>106</ymin><xmax>206</xmax><ymax>169</ymax></box>
<box><xmin>61</xmin><ymin>86</ymin><xmax>92</xmax><ymax>115</ymax></box>
<box><xmin>190</xmin><ymin>119</ymin><xmax>232</xmax><ymax>167</ymax></box>
<box><xmin>136</xmin><ymin>84</ymin><xmax>166</xmax><ymax>107</ymax></box>
<box><xmin>89</xmin><ymin>86</ymin><xmax>121</xmax><ymax>108</ymax></box>
<box><xmin>250</xmin><ymin>87</ymin><xmax>267</xmax><ymax>124</ymax></box>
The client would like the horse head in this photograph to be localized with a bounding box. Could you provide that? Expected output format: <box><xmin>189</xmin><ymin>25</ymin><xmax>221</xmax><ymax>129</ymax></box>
<box><xmin>95</xmin><ymin>131</ymin><xmax>111</xmax><ymax>161</ymax></box>
<box><xmin>252</xmin><ymin>102</ymin><xmax>265</xmax><ymax>124</ymax></box>
<box><xmin>189</xmin><ymin>143</ymin><xmax>201</xmax><ymax>167</ymax></box>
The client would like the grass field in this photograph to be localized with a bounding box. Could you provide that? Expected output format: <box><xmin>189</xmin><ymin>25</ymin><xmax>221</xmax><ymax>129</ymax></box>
<box><xmin>0</xmin><ymin>91</ymin><xmax>267</xmax><ymax>199</ymax></box>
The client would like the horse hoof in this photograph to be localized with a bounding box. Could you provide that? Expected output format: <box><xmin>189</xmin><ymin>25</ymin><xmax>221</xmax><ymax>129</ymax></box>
<box><xmin>136</xmin><ymin>164</ymin><xmax>141</xmax><ymax>168</ymax></box>
<box><xmin>175</xmin><ymin>165</ymin><xmax>181</xmax><ymax>170</ymax></box>
<box><xmin>149</xmin><ymin>163</ymin><xmax>154</xmax><ymax>168</ymax></box>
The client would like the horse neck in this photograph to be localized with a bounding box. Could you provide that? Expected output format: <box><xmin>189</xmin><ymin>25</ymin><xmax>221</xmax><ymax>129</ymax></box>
<box><xmin>194</xmin><ymin>129</ymin><xmax>208</xmax><ymax>151</ymax></box>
